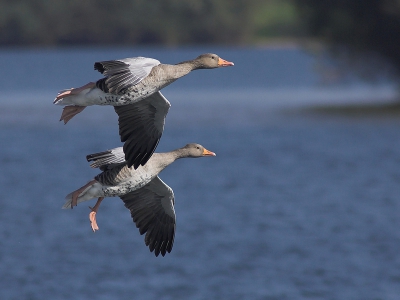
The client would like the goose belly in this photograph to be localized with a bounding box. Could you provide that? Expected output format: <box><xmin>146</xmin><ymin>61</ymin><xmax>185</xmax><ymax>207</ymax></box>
<box><xmin>72</xmin><ymin>87</ymin><xmax>157</xmax><ymax>106</ymax></box>
<box><xmin>111</xmin><ymin>85</ymin><xmax>160</xmax><ymax>106</ymax></box>
<box><xmin>95</xmin><ymin>76</ymin><xmax>175</xmax><ymax>106</ymax></box>
<box><xmin>92</xmin><ymin>87</ymin><xmax>158</xmax><ymax>106</ymax></box>
<box><xmin>101</xmin><ymin>170</ymin><xmax>155</xmax><ymax>197</ymax></box>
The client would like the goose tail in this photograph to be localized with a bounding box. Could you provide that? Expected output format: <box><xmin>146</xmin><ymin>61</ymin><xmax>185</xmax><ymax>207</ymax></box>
<box><xmin>62</xmin><ymin>180</ymin><xmax>102</xmax><ymax>209</ymax></box>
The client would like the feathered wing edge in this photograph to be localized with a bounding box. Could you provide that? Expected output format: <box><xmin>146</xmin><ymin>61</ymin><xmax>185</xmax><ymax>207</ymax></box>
<box><xmin>114</xmin><ymin>91</ymin><xmax>170</xmax><ymax>169</ymax></box>
<box><xmin>94</xmin><ymin>57</ymin><xmax>160</xmax><ymax>94</ymax></box>
<box><xmin>120</xmin><ymin>176</ymin><xmax>176</xmax><ymax>257</ymax></box>
<box><xmin>86</xmin><ymin>147</ymin><xmax>126</xmax><ymax>170</ymax></box>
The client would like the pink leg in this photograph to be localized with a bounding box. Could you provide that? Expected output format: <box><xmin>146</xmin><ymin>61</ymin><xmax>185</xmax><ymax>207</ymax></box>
<box><xmin>60</xmin><ymin>106</ymin><xmax>86</xmax><ymax>124</ymax></box>
<box><xmin>70</xmin><ymin>179</ymin><xmax>97</xmax><ymax>208</ymax></box>
<box><xmin>54</xmin><ymin>82</ymin><xmax>96</xmax><ymax>102</ymax></box>
<box><xmin>89</xmin><ymin>197</ymin><xmax>104</xmax><ymax>232</ymax></box>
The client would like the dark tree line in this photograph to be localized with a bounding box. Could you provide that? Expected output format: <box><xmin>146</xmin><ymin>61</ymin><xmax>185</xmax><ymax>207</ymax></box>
<box><xmin>294</xmin><ymin>0</ymin><xmax>400</xmax><ymax>76</ymax></box>
<box><xmin>3</xmin><ymin>0</ymin><xmax>400</xmax><ymax>78</ymax></box>
<box><xmin>0</xmin><ymin>0</ymin><xmax>260</xmax><ymax>46</ymax></box>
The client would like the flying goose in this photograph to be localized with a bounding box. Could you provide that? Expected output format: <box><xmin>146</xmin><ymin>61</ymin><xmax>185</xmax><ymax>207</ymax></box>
<box><xmin>62</xmin><ymin>143</ymin><xmax>216</xmax><ymax>257</ymax></box>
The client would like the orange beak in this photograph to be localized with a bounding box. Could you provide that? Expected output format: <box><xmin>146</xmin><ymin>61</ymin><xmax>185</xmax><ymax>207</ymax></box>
<box><xmin>202</xmin><ymin>148</ymin><xmax>216</xmax><ymax>156</ymax></box>
<box><xmin>218</xmin><ymin>57</ymin><xmax>234</xmax><ymax>67</ymax></box>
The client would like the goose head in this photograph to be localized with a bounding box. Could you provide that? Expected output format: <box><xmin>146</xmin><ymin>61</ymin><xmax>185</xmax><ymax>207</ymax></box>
<box><xmin>180</xmin><ymin>143</ymin><xmax>216</xmax><ymax>158</ymax></box>
<box><xmin>193</xmin><ymin>53</ymin><xmax>234</xmax><ymax>69</ymax></box>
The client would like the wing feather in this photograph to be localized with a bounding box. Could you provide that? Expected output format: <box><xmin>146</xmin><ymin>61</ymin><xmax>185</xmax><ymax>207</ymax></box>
<box><xmin>120</xmin><ymin>176</ymin><xmax>176</xmax><ymax>257</ymax></box>
<box><xmin>86</xmin><ymin>147</ymin><xmax>126</xmax><ymax>170</ymax></box>
<box><xmin>94</xmin><ymin>57</ymin><xmax>160</xmax><ymax>94</ymax></box>
<box><xmin>114</xmin><ymin>91</ymin><xmax>170</xmax><ymax>169</ymax></box>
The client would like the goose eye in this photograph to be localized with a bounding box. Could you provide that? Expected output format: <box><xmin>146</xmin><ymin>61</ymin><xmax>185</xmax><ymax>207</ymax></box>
<box><xmin>211</xmin><ymin>56</ymin><xmax>215</xmax><ymax>60</ymax></box>
<box><xmin>196</xmin><ymin>146</ymin><xmax>200</xmax><ymax>149</ymax></box>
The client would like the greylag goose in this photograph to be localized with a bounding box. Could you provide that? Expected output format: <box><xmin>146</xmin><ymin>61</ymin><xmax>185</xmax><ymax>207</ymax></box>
<box><xmin>54</xmin><ymin>53</ymin><xmax>233</xmax><ymax>169</ymax></box>
<box><xmin>62</xmin><ymin>143</ymin><xmax>216</xmax><ymax>257</ymax></box>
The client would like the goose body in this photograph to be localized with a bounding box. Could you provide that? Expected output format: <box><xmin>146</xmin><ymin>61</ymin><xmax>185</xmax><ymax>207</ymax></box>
<box><xmin>63</xmin><ymin>143</ymin><xmax>216</xmax><ymax>257</ymax></box>
<box><xmin>55</xmin><ymin>57</ymin><xmax>177</xmax><ymax>107</ymax></box>
<box><xmin>53</xmin><ymin>53</ymin><xmax>233</xmax><ymax>169</ymax></box>
<box><xmin>55</xmin><ymin>54</ymin><xmax>233</xmax><ymax>108</ymax></box>
<box><xmin>63</xmin><ymin>150</ymin><xmax>173</xmax><ymax>204</ymax></box>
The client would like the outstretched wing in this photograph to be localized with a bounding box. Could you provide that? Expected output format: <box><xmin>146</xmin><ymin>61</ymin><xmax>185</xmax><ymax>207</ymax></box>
<box><xmin>120</xmin><ymin>176</ymin><xmax>176</xmax><ymax>257</ymax></box>
<box><xmin>86</xmin><ymin>147</ymin><xmax>126</xmax><ymax>171</ymax></box>
<box><xmin>114</xmin><ymin>91</ymin><xmax>170</xmax><ymax>169</ymax></box>
<box><xmin>94</xmin><ymin>57</ymin><xmax>160</xmax><ymax>94</ymax></box>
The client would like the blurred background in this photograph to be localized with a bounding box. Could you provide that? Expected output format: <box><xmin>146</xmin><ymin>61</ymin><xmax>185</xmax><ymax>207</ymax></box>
<box><xmin>1</xmin><ymin>1</ymin><xmax>400</xmax><ymax>299</ymax></box>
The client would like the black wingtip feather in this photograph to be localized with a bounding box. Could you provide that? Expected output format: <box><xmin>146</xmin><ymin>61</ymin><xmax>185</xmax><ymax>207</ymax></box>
<box><xmin>94</xmin><ymin>62</ymin><xmax>105</xmax><ymax>74</ymax></box>
<box><xmin>127</xmin><ymin>137</ymin><xmax>160</xmax><ymax>169</ymax></box>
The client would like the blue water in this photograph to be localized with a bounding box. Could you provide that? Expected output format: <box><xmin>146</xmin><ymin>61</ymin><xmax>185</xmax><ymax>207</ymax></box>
<box><xmin>0</xmin><ymin>47</ymin><xmax>400</xmax><ymax>300</ymax></box>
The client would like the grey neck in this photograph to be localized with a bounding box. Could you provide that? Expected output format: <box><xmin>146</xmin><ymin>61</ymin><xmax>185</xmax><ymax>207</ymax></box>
<box><xmin>153</xmin><ymin>149</ymin><xmax>185</xmax><ymax>170</ymax></box>
<box><xmin>175</xmin><ymin>59</ymin><xmax>202</xmax><ymax>71</ymax></box>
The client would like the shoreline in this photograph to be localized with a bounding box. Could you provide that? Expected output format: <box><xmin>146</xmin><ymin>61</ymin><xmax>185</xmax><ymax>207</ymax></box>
<box><xmin>298</xmin><ymin>101</ymin><xmax>400</xmax><ymax>117</ymax></box>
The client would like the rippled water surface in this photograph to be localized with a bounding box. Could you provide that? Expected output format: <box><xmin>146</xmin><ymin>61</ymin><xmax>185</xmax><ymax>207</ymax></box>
<box><xmin>0</xmin><ymin>47</ymin><xmax>399</xmax><ymax>300</ymax></box>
